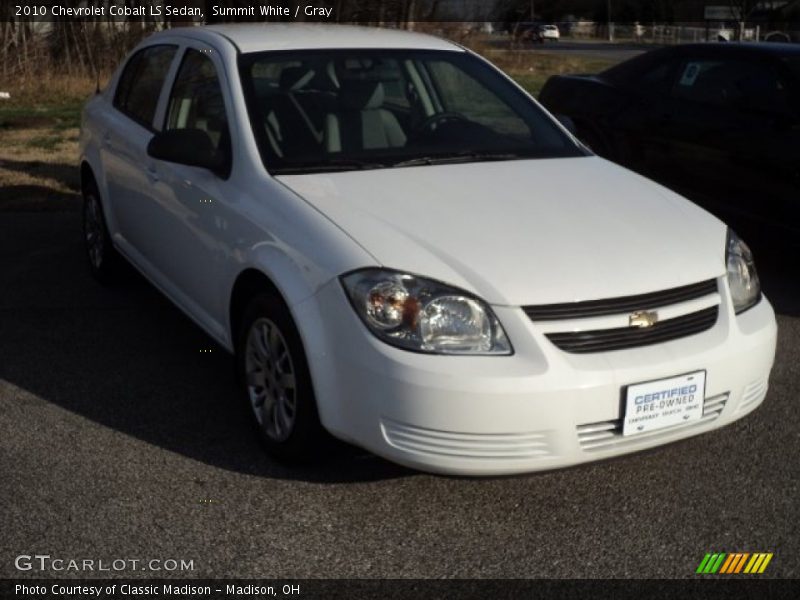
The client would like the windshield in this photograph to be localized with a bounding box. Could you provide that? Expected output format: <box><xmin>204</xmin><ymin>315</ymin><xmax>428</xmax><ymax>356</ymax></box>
<box><xmin>238</xmin><ymin>49</ymin><xmax>585</xmax><ymax>174</ymax></box>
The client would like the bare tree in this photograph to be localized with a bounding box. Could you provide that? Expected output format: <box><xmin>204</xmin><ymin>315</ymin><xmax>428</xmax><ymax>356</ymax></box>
<box><xmin>728</xmin><ymin>0</ymin><xmax>760</xmax><ymax>39</ymax></box>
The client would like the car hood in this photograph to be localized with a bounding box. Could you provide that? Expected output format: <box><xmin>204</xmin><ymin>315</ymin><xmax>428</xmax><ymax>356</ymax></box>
<box><xmin>277</xmin><ymin>156</ymin><xmax>726</xmax><ymax>306</ymax></box>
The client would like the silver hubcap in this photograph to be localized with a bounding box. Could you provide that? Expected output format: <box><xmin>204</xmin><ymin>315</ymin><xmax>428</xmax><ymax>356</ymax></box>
<box><xmin>245</xmin><ymin>318</ymin><xmax>297</xmax><ymax>442</ymax></box>
<box><xmin>84</xmin><ymin>194</ymin><xmax>104</xmax><ymax>269</ymax></box>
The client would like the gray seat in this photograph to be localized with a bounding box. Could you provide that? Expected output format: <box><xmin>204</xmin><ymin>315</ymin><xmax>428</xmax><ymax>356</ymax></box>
<box><xmin>324</xmin><ymin>80</ymin><xmax>406</xmax><ymax>153</ymax></box>
<box><xmin>262</xmin><ymin>67</ymin><xmax>321</xmax><ymax>158</ymax></box>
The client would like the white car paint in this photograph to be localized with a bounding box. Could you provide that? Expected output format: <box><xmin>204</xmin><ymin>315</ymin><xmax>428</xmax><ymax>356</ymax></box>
<box><xmin>278</xmin><ymin>157</ymin><xmax>726</xmax><ymax>306</ymax></box>
<box><xmin>207</xmin><ymin>22</ymin><xmax>459</xmax><ymax>53</ymax></box>
<box><xmin>80</xmin><ymin>24</ymin><xmax>777</xmax><ymax>475</ymax></box>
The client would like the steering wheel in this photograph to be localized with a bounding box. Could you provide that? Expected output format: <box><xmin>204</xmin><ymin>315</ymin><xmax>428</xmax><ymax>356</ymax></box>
<box><xmin>416</xmin><ymin>112</ymin><xmax>469</xmax><ymax>134</ymax></box>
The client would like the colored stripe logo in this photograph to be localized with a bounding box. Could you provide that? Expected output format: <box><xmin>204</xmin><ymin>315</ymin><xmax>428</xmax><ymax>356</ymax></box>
<box><xmin>696</xmin><ymin>552</ymin><xmax>773</xmax><ymax>574</ymax></box>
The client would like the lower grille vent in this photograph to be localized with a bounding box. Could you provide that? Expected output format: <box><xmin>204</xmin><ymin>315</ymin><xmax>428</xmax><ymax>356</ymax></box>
<box><xmin>576</xmin><ymin>393</ymin><xmax>728</xmax><ymax>452</ymax></box>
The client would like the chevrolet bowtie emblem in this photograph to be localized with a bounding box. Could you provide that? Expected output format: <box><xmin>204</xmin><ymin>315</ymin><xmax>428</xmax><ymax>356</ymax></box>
<box><xmin>629</xmin><ymin>310</ymin><xmax>659</xmax><ymax>328</ymax></box>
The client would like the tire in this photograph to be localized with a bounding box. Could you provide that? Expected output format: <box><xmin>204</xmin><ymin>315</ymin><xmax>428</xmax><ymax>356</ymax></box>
<box><xmin>82</xmin><ymin>179</ymin><xmax>121</xmax><ymax>283</ymax></box>
<box><xmin>236</xmin><ymin>292</ymin><xmax>327</xmax><ymax>462</ymax></box>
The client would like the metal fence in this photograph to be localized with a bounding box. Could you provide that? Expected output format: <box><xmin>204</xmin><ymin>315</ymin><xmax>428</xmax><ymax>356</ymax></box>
<box><xmin>567</xmin><ymin>21</ymin><xmax>799</xmax><ymax>44</ymax></box>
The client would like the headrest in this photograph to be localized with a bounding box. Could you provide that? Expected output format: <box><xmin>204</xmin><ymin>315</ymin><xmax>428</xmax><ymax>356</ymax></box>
<box><xmin>279</xmin><ymin>67</ymin><xmax>315</xmax><ymax>91</ymax></box>
<box><xmin>339</xmin><ymin>80</ymin><xmax>385</xmax><ymax>110</ymax></box>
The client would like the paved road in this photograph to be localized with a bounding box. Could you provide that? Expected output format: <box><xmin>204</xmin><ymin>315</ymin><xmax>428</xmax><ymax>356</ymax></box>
<box><xmin>488</xmin><ymin>38</ymin><xmax>655</xmax><ymax>62</ymax></box>
<box><xmin>524</xmin><ymin>40</ymin><xmax>652</xmax><ymax>62</ymax></box>
<box><xmin>1</xmin><ymin>204</ymin><xmax>798</xmax><ymax>579</ymax></box>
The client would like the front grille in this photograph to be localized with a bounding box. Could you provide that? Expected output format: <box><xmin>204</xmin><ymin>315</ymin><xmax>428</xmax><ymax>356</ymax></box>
<box><xmin>545</xmin><ymin>306</ymin><xmax>718</xmax><ymax>353</ymax></box>
<box><xmin>523</xmin><ymin>279</ymin><xmax>717</xmax><ymax>321</ymax></box>
<box><xmin>577</xmin><ymin>393</ymin><xmax>728</xmax><ymax>452</ymax></box>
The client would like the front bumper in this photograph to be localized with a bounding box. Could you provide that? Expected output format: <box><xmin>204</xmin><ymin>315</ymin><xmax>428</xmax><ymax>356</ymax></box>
<box><xmin>294</xmin><ymin>277</ymin><xmax>777</xmax><ymax>476</ymax></box>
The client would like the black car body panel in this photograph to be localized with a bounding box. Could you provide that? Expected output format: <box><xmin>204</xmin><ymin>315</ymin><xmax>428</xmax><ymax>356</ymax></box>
<box><xmin>539</xmin><ymin>43</ymin><xmax>800</xmax><ymax>243</ymax></box>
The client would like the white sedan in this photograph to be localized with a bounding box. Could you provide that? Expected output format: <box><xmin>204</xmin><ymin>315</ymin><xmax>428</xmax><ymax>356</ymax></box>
<box><xmin>79</xmin><ymin>24</ymin><xmax>776</xmax><ymax>475</ymax></box>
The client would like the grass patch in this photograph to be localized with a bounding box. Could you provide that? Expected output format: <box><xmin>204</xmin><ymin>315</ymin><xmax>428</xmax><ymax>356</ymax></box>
<box><xmin>25</xmin><ymin>134</ymin><xmax>66</xmax><ymax>151</ymax></box>
<box><xmin>481</xmin><ymin>51</ymin><xmax>617</xmax><ymax>96</ymax></box>
<box><xmin>0</xmin><ymin>102</ymin><xmax>84</xmax><ymax>130</ymax></box>
<box><xmin>0</xmin><ymin>72</ymin><xmax>100</xmax><ymax>130</ymax></box>
<box><xmin>512</xmin><ymin>72</ymin><xmax>552</xmax><ymax>96</ymax></box>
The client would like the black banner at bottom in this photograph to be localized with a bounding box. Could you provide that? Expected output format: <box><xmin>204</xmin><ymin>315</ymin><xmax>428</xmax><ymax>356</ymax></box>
<box><xmin>2</xmin><ymin>579</ymin><xmax>800</xmax><ymax>600</ymax></box>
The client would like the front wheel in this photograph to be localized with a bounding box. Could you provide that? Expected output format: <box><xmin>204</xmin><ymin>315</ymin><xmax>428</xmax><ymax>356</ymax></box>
<box><xmin>237</xmin><ymin>293</ymin><xmax>327</xmax><ymax>462</ymax></box>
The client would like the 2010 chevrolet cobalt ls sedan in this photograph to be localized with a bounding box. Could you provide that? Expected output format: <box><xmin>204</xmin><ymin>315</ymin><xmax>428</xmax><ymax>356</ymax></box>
<box><xmin>79</xmin><ymin>24</ymin><xmax>777</xmax><ymax>475</ymax></box>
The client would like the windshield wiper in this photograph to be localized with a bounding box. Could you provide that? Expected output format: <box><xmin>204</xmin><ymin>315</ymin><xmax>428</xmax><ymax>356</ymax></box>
<box><xmin>390</xmin><ymin>151</ymin><xmax>528</xmax><ymax>168</ymax></box>
<box><xmin>272</xmin><ymin>152</ymin><xmax>533</xmax><ymax>174</ymax></box>
<box><xmin>273</xmin><ymin>158</ymin><xmax>388</xmax><ymax>175</ymax></box>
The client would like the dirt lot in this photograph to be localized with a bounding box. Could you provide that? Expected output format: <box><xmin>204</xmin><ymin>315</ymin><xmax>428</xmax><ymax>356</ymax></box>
<box><xmin>0</xmin><ymin>68</ymin><xmax>92</xmax><ymax>207</ymax></box>
<box><xmin>0</xmin><ymin>125</ymin><xmax>81</xmax><ymax>212</ymax></box>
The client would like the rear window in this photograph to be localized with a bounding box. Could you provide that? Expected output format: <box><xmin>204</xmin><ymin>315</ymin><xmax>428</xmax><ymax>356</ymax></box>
<box><xmin>114</xmin><ymin>45</ymin><xmax>177</xmax><ymax>129</ymax></box>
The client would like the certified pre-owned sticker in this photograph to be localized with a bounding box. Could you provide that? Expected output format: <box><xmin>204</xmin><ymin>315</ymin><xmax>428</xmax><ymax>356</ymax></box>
<box><xmin>623</xmin><ymin>371</ymin><xmax>706</xmax><ymax>436</ymax></box>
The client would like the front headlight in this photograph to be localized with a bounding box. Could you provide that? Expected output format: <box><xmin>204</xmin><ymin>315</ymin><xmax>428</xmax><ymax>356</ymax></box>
<box><xmin>341</xmin><ymin>269</ymin><xmax>512</xmax><ymax>355</ymax></box>
<box><xmin>726</xmin><ymin>229</ymin><xmax>761</xmax><ymax>314</ymax></box>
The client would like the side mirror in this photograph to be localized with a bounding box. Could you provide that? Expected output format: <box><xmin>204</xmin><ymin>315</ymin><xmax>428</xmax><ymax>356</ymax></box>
<box><xmin>555</xmin><ymin>113</ymin><xmax>577</xmax><ymax>135</ymax></box>
<box><xmin>147</xmin><ymin>128</ymin><xmax>227</xmax><ymax>175</ymax></box>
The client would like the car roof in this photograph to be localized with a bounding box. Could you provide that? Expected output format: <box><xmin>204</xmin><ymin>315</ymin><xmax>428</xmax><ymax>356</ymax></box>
<box><xmin>602</xmin><ymin>42</ymin><xmax>800</xmax><ymax>81</ymax></box>
<box><xmin>158</xmin><ymin>23</ymin><xmax>462</xmax><ymax>54</ymax></box>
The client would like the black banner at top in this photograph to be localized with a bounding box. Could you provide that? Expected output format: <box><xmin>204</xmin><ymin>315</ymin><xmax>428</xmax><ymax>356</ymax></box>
<box><xmin>4</xmin><ymin>1</ymin><xmax>504</xmax><ymax>23</ymax></box>
<box><xmin>6</xmin><ymin>0</ymin><xmax>798</xmax><ymax>24</ymax></box>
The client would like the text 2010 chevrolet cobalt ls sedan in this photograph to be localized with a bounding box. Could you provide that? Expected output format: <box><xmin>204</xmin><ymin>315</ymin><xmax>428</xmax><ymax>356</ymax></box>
<box><xmin>79</xmin><ymin>24</ymin><xmax>776</xmax><ymax>475</ymax></box>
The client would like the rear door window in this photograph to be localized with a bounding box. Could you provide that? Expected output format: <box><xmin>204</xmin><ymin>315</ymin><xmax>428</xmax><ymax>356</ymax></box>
<box><xmin>635</xmin><ymin>59</ymin><xmax>679</xmax><ymax>94</ymax></box>
<box><xmin>114</xmin><ymin>45</ymin><xmax>177</xmax><ymax>129</ymax></box>
<box><xmin>671</xmin><ymin>58</ymin><xmax>791</xmax><ymax>112</ymax></box>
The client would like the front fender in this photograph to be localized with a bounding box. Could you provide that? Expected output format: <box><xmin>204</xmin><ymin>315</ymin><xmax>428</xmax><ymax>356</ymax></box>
<box><xmin>219</xmin><ymin>177</ymin><xmax>378</xmax><ymax>349</ymax></box>
<box><xmin>79</xmin><ymin>97</ymin><xmax>118</xmax><ymax>233</ymax></box>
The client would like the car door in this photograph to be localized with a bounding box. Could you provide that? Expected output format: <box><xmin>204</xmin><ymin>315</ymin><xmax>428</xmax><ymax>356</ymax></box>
<box><xmin>143</xmin><ymin>45</ymin><xmax>235</xmax><ymax>337</ymax></box>
<box><xmin>101</xmin><ymin>44</ymin><xmax>178</xmax><ymax>254</ymax></box>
